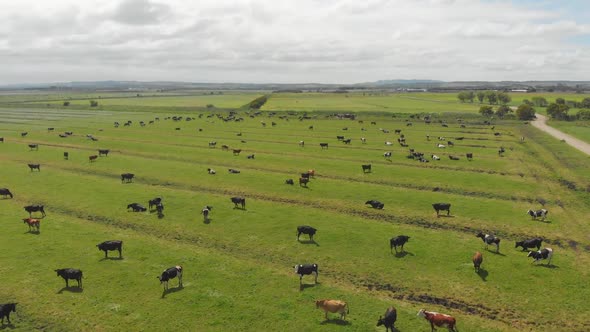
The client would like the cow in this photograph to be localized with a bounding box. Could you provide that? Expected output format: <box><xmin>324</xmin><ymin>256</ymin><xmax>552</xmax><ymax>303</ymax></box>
<box><xmin>97</xmin><ymin>240</ymin><xmax>123</xmax><ymax>258</ymax></box>
<box><xmin>316</xmin><ymin>299</ymin><xmax>349</xmax><ymax>320</ymax></box>
<box><xmin>390</xmin><ymin>235</ymin><xmax>410</xmax><ymax>253</ymax></box>
<box><xmin>362</xmin><ymin>164</ymin><xmax>372</xmax><ymax>173</ymax></box>
<box><xmin>0</xmin><ymin>137</ymin><xmax>4</xmax><ymax>143</ymax></box>
<box><xmin>156</xmin><ymin>203</ymin><xmax>164</xmax><ymax>218</ymax></box>
<box><xmin>476</xmin><ymin>232</ymin><xmax>501</xmax><ymax>253</ymax></box>
<box><xmin>294</xmin><ymin>264</ymin><xmax>318</xmax><ymax>285</ymax></box>
<box><xmin>336</xmin><ymin>135</ymin><xmax>344</xmax><ymax>141</ymax></box>
<box><xmin>449</xmin><ymin>155</ymin><xmax>460</xmax><ymax>160</ymax></box>
<box><xmin>127</xmin><ymin>203</ymin><xmax>147</xmax><ymax>212</ymax></box>
<box><xmin>207</xmin><ymin>168</ymin><xmax>216</xmax><ymax>175</ymax></box>
<box><xmin>201</xmin><ymin>206</ymin><xmax>213</xmax><ymax>221</ymax></box>
<box><xmin>65</xmin><ymin>131</ymin><xmax>73</xmax><ymax>136</ymax></box>
<box><xmin>299</xmin><ymin>140</ymin><xmax>305</xmax><ymax>147</ymax></box>
<box><xmin>64</xmin><ymin>152</ymin><xmax>69</xmax><ymax>160</ymax></box>
<box><xmin>437</xmin><ymin>144</ymin><xmax>446</xmax><ymax>148</ymax></box>
<box><xmin>233</xmin><ymin>149</ymin><xmax>242</xmax><ymax>156</ymax></box>
<box><xmin>148</xmin><ymin>197</ymin><xmax>162</xmax><ymax>210</ymax></box>
<box><xmin>0</xmin><ymin>188</ymin><xmax>13</xmax><ymax>199</ymax></box>
<box><xmin>494</xmin><ymin>132</ymin><xmax>501</xmax><ymax>136</ymax></box>
<box><xmin>89</xmin><ymin>155</ymin><xmax>98</xmax><ymax>162</ymax></box>
<box><xmin>385</xmin><ymin>141</ymin><xmax>393</xmax><ymax>146</ymax></box>
<box><xmin>55</xmin><ymin>268</ymin><xmax>83</xmax><ymax>288</ymax></box>
<box><xmin>447</xmin><ymin>141</ymin><xmax>454</xmax><ymax>147</ymax></box>
<box><xmin>320</xmin><ymin>143</ymin><xmax>329</xmax><ymax>149</ymax></box>
<box><xmin>299</xmin><ymin>177</ymin><xmax>309</xmax><ymax>187</ymax></box>
<box><xmin>438</xmin><ymin>136</ymin><xmax>445</xmax><ymax>141</ymax></box>
<box><xmin>417</xmin><ymin>309</ymin><xmax>458</xmax><ymax>332</ymax></box>
<box><xmin>297</xmin><ymin>226</ymin><xmax>317</xmax><ymax>241</ymax></box>
<box><xmin>285</xmin><ymin>179</ymin><xmax>294</xmax><ymax>185</ymax></box>
<box><xmin>473</xmin><ymin>251</ymin><xmax>483</xmax><ymax>272</ymax></box>
<box><xmin>98</xmin><ymin>149</ymin><xmax>109</xmax><ymax>156</ymax></box>
<box><xmin>21</xmin><ymin>132</ymin><xmax>28</xmax><ymax>137</ymax></box>
<box><xmin>28</xmin><ymin>163</ymin><xmax>40</xmax><ymax>171</ymax></box>
<box><xmin>527</xmin><ymin>209</ymin><xmax>548</xmax><ymax>221</ymax></box>
<box><xmin>24</xmin><ymin>205</ymin><xmax>45</xmax><ymax>217</ymax></box>
<box><xmin>361</xmin><ymin>137</ymin><xmax>366</xmax><ymax>144</ymax></box>
<box><xmin>383</xmin><ymin>152</ymin><xmax>392</xmax><ymax>159</ymax></box>
<box><xmin>114</xmin><ymin>122</ymin><xmax>120</xmax><ymax>127</ymax></box>
<box><xmin>342</xmin><ymin>138</ymin><xmax>351</xmax><ymax>144</ymax></box>
<box><xmin>59</xmin><ymin>133</ymin><xmax>68</xmax><ymax>138</ymax></box>
<box><xmin>221</xmin><ymin>145</ymin><xmax>229</xmax><ymax>151</ymax></box>
<box><xmin>247</xmin><ymin>154</ymin><xmax>255</xmax><ymax>159</ymax></box>
<box><xmin>498</xmin><ymin>147</ymin><xmax>505</xmax><ymax>156</ymax></box>
<box><xmin>528</xmin><ymin>248</ymin><xmax>553</xmax><ymax>265</ymax></box>
<box><xmin>28</xmin><ymin>144</ymin><xmax>38</xmax><ymax>151</ymax></box>
<box><xmin>466</xmin><ymin>153</ymin><xmax>473</xmax><ymax>161</ymax></box>
<box><xmin>366</xmin><ymin>200</ymin><xmax>384</xmax><ymax>209</ymax></box>
<box><xmin>228</xmin><ymin>168</ymin><xmax>241</xmax><ymax>174</ymax></box>
<box><xmin>23</xmin><ymin>218</ymin><xmax>40</xmax><ymax>232</ymax></box>
<box><xmin>121</xmin><ymin>173</ymin><xmax>134</xmax><ymax>183</ymax></box>
<box><xmin>0</xmin><ymin>303</ymin><xmax>17</xmax><ymax>325</ymax></box>
<box><xmin>158</xmin><ymin>266</ymin><xmax>183</xmax><ymax>290</ymax></box>
<box><xmin>515</xmin><ymin>238</ymin><xmax>543</xmax><ymax>251</ymax></box>
<box><xmin>432</xmin><ymin>203</ymin><xmax>451</xmax><ymax>217</ymax></box>
<box><xmin>231</xmin><ymin>197</ymin><xmax>246</xmax><ymax>209</ymax></box>
<box><xmin>431</xmin><ymin>154</ymin><xmax>440</xmax><ymax>160</ymax></box>
<box><xmin>376</xmin><ymin>306</ymin><xmax>397</xmax><ymax>332</ymax></box>
<box><xmin>208</xmin><ymin>141</ymin><xmax>217</xmax><ymax>148</ymax></box>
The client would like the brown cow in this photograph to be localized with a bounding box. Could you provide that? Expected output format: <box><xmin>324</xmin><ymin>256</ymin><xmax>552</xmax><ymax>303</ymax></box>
<box><xmin>473</xmin><ymin>251</ymin><xmax>483</xmax><ymax>272</ymax></box>
<box><xmin>23</xmin><ymin>218</ymin><xmax>40</xmax><ymax>232</ymax></box>
<box><xmin>315</xmin><ymin>299</ymin><xmax>349</xmax><ymax>320</ymax></box>
<box><xmin>417</xmin><ymin>309</ymin><xmax>458</xmax><ymax>332</ymax></box>
<box><xmin>89</xmin><ymin>155</ymin><xmax>98</xmax><ymax>162</ymax></box>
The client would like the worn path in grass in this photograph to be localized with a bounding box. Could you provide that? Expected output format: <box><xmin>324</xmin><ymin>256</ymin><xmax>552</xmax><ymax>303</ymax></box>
<box><xmin>531</xmin><ymin>114</ymin><xmax>590</xmax><ymax>156</ymax></box>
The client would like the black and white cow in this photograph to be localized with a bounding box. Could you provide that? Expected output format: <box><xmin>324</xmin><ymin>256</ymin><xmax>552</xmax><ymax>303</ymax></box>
<box><xmin>297</xmin><ymin>226</ymin><xmax>317</xmax><ymax>241</ymax></box>
<box><xmin>97</xmin><ymin>240</ymin><xmax>123</xmax><ymax>258</ymax></box>
<box><xmin>390</xmin><ymin>235</ymin><xmax>410</xmax><ymax>253</ymax></box>
<box><xmin>202</xmin><ymin>206</ymin><xmax>212</xmax><ymax>221</ymax></box>
<box><xmin>476</xmin><ymin>232</ymin><xmax>501</xmax><ymax>253</ymax></box>
<box><xmin>127</xmin><ymin>203</ymin><xmax>147</xmax><ymax>212</ymax></box>
<box><xmin>0</xmin><ymin>303</ymin><xmax>17</xmax><ymax>325</ymax></box>
<box><xmin>55</xmin><ymin>268</ymin><xmax>83</xmax><ymax>288</ymax></box>
<box><xmin>432</xmin><ymin>203</ymin><xmax>451</xmax><ymax>217</ymax></box>
<box><xmin>366</xmin><ymin>200</ymin><xmax>384</xmax><ymax>209</ymax></box>
<box><xmin>294</xmin><ymin>264</ymin><xmax>318</xmax><ymax>285</ymax></box>
<box><xmin>527</xmin><ymin>209</ymin><xmax>548</xmax><ymax>221</ymax></box>
<box><xmin>528</xmin><ymin>248</ymin><xmax>553</xmax><ymax>265</ymax></box>
<box><xmin>376</xmin><ymin>306</ymin><xmax>397</xmax><ymax>332</ymax></box>
<box><xmin>515</xmin><ymin>238</ymin><xmax>543</xmax><ymax>251</ymax></box>
<box><xmin>383</xmin><ymin>152</ymin><xmax>392</xmax><ymax>159</ymax></box>
<box><xmin>158</xmin><ymin>266</ymin><xmax>183</xmax><ymax>290</ymax></box>
<box><xmin>285</xmin><ymin>179</ymin><xmax>294</xmax><ymax>185</ymax></box>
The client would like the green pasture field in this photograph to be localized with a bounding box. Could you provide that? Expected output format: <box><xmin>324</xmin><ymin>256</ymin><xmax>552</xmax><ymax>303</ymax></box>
<box><xmin>546</xmin><ymin>120</ymin><xmax>590</xmax><ymax>144</ymax></box>
<box><xmin>1</xmin><ymin>105</ymin><xmax>590</xmax><ymax>332</ymax></box>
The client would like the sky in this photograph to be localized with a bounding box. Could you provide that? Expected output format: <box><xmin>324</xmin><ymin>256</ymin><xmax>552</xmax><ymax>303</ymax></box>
<box><xmin>0</xmin><ymin>0</ymin><xmax>589</xmax><ymax>84</ymax></box>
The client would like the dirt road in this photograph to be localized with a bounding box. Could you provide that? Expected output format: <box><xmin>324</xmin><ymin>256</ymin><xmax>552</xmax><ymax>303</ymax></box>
<box><xmin>531</xmin><ymin>114</ymin><xmax>590</xmax><ymax>156</ymax></box>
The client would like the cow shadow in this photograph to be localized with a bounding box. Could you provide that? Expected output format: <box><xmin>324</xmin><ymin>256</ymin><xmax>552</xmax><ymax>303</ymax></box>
<box><xmin>57</xmin><ymin>286</ymin><xmax>83</xmax><ymax>294</ymax></box>
<box><xmin>0</xmin><ymin>323</ymin><xmax>16</xmax><ymax>330</ymax></box>
<box><xmin>535</xmin><ymin>263</ymin><xmax>558</xmax><ymax>269</ymax></box>
<box><xmin>320</xmin><ymin>319</ymin><xmax>351</xmax><ymax>326</ymax></box>
<box><xmin>100</xmin><ymin>256</ymin><xmax>124</xmax><ymax>261</ymax></box>
<box><xmin>477</xmin><ymin>268</ymin><xmax>488</xmax><ymax>281</ymax></box>
<box><xmin>437</xmin><ymin>215</ymin><xmax>454</xmax><ymax>218</ymax></box>
<box><xmin>486</xmin><ymin>250</ymin><xmax>506</xmax><ymax>256</ymax></box>
<box><xmin>536</xmin><ymin>219</ymin><xmax>551</xmax><ymax>224</ymax></box>
<box><xmin>393</xmin><ymin>251</ymin><xmax>414</xmax><ymax>258</ymax></box>
<box><xmin>24</xmin><ymin>231</ymin><xmax>41</xmax><ymax>235</ymax></box>
<box><xmin>299</xmin><ymin>282</ymin><xmax>319</xmax><ymax>291</ymax></box>
<box><xmin>203</xmin><ymin>218</ymin><xmax>211</xmax><ymax>224</ymax></box>
<box><xmin>161</xmin><ymin>286</ymin><xmax>184</xmax><ymax>298</ymax></box>
<box><xmin>157</xmin><ymin>213</ymin><xmax>165</xmax><ymax>219</ymax></box>
<box><xmin>298</xmin><ymin>240</ymin><xmax>320</xmax><ymax>247</ymax></box>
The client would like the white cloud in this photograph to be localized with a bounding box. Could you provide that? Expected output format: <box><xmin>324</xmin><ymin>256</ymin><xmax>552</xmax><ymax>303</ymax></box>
<box><xmin>0</xmin><ymin>0</ymin><xmax>589</xmax><ymax>84</ymax></box>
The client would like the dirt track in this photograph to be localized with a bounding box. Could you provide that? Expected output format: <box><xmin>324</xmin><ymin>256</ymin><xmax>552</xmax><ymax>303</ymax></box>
<box><xmin>531</xmin><ymin>114</ymin><xmax>590</xmax><ymax>156</ymax></box>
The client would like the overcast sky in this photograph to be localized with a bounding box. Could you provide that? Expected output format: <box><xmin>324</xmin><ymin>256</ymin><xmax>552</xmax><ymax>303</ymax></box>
<box><xmin>1</xmin><ymin>0</ymin><xmax>589</xmax><ymax>84</ymax></box>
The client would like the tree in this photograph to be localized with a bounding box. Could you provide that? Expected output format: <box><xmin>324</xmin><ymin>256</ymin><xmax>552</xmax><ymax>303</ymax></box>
<box><xmin>89</xmin><ymin>100</ymin><xmax>99</xmax><ymax>107</ymax></box>
<box><xmin>531</xmin><ymin>97</ymin><xmax>548</xmax><ymax>107</ymax></box>
<box><xmin>555</xmin><ymin>97</ymin><xmax>565</xmax><ymax>105</ymax></box>
<box><xmin>479</xmin><ymin>105</ymin><xmax>494</xmax><ymax>117</ymax></box>
<box><xmin>457</xmin><ymin>92</ymin><xmax>467</xmax><ymax>103</ymax></box>
<box><xmin>495</xmin><ymin>105</ymin><xmax>511</xmax><ymax>118</ymax></box>
<box><xmin>466</xmin><ymin>91</ymin><xmax>475</xmax><ymax>103</ymax></box>
<box><xmin>516</xmin><ymin>104</ymin><xmax>536</xmax><ymax>120</ymax></box>
<box><xmin>476</xmin><ymin>91</ymin><xmax>485</xmax><ymax>103</ymax></box>
<box><xmin>522</xmin><ymin>99</ymin><xmax>533</xmax><ymax>106</ymax></box>
<box><xmin>581</xmin><ymin>98</ymin><xmax>590</xmax><ymax>108</ymax></box>
<box><xmin>546</xmin><ymin>103</ymin><xmax>569</xmax><ymax>120</ymax></box>
<box><xmin>577</xmin><ymin>110</ymin><xmax>590</xmax><ymax>120</ymax></box>
<box><xmin>485</xmin><ymin>91</ymin><xmax>498</xmax><ymax>105</ymax></box>
<box><xmin>497</xmin><ymin>92</ymin><xmax>511</xmax><ymax>105</ymax></box>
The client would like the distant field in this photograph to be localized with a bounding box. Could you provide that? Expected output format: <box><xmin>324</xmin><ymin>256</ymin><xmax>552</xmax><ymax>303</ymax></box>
<box><xmin>546</xmin><ymin>120</ymin><xmax>590</xmax><ymax>144</ymax></box>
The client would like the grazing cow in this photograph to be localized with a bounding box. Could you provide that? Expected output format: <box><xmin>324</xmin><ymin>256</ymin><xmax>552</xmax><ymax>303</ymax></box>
<box><xmin>438</xmin><ymin>136</ymin><xmax>445</xmax><ymax>141</ymax></box>
<box><xmin>431</xmin><ymin>154</ymin><xmax>440</xmax><ymax>160</ymax></box>
<box><xmin>59</xmin><ymin>133</ymin><xmax>68</xmax><ymax>138</ymax></box>
<box><xmin>336</xmin><ymin>135</ymin><xmax>344</xmax><ymax>141</ymax></box>
<box><xmin>228</xmin><ymin>168</ymin><xmax>241</xmax><ymax>174</ymax></box>
<box><xmin>0</xmin><ymin>188</ymin><xmax>14</xmax><ymax>199</ymax></box>
<box><xmin>299</xmin><ymin>140</ymin><xmax>305</xmax><ymax>147</ymax></box>
<box><xmin>417</xmin><ymin>309</ymin><xmax>458</xmax><ymax>332</ymax></box>
<box><xmin>208</xmin><ymin>141</ymin><xmax>217</xmax><ymax>148</ymax></box>
<box><xmin>299</xmin><ymin>177</ymin><xmax>309</xmax><ymax>187</ymax></box>
<box><xmin>449</xmin><ymin>155</ymin><xmax>460</xmax><ymax>160</ymax></box>
<box><xmin>371</xmin><ymin>121</ymin><xmax>377</xmax><ymax>125</ymax></box>
<box><xmin>201</xmin><ymin>206</ymin><xmax>213</xmax><ymax>221</ymax></box>
<box><xmin>28</xmin><ymin>163</ymin><xmax>40</xmax><ymax>171</ymax></box>
<box><xmin>55</xmin><ymin>268</ymin><xmax>83</xmax><ymax>288</ymax></box>
<box><xmin>148</xmin><ymin>197</ymin><xmax>162</xmax><ymax>210</ymax></box>
<box><xmin>98</xmin><ymin>149</ymin><xmax>109</xmax><ymax>156</ymax></box>
<box><xmin>28</xmin><ymin>144</ymin><xmax>38</xmax><ymax>151</ymax></box>
<box><xmin>447</xmin><ymin>141</ymin><xmax>454</xmax><ymax>147</ymax></box>
<box><xmin>432</xmin><ymin>203</ymin><xmax>451</xmax><ymax>217</ymax></box>
<box><xmin>460</xmin><ymin>124</ymin><xmax>466</xmax><ymax>128</ymax></box>
<box><xmin>527</xmin><ymin>209</ymin><xmax>548</xmax><ymax>221</ymax></box>
<box><xmin>285</xmin><ymin>179</ymin><xmax>294</xmax><ymax>185</ymax></box>
<box><xmin>528</xmin><ymin>248</ymin><xmax>553</xmax><ymax>265</ymax></box>
<box><xmin>494</xmin><ymin>132</ymin><xmax>501</xmax><ymax>136</ymax></box>
<box><xmin>97</xmin><ymin>240</ymin><xmax>123</xmax><ymax>258</ymax></box>
<box><xmin>23</xmin><ymin>218</ymin><xmax>40</xmax><ymax>232</ymax></box>
<box><xmin>89</xmin><ymin>155</ymin><xmax>98</xmax><ymax>162</ymax></box>
<box><xmin>406</xmin><ymin>122</ymin><xmax>412</xmax><ymax>126</ymax></box>
<box><xmin>0</xmin><ymin>303</ymin><xmax>17</xmax><ymax>325</ymax></box>
<box><xmin>158</xmin><ymin>266</ymin><xmax>183</xmax><ymax>290</ymax></box>
<box><xmin>320</xmin><ymin>143</ymin><xmax>329</xmax><ymax>149</ymax></box>
<box><xmin>247</xmin><ymin>154</ymin><xmax>255</xmax><ymax>159</ymax></box>
<box><xmin>222</xmin><ymin>145</ymin><xmax>229</xmax><ymax>151</ymax></box>
<box><xmin>297</xmin><ymin>226</ymin><xmax>317</xmax><ymax>241</ymax></box>
<box><xmin>65</xmin><ymin>131</ymin><xmax>73</xmax><ymax>136</ymax></box>
<box><xmin>390</xmin><ymin>235</ymin><xmax>410</xmax><ymax>253</ymax></box>
<box><xmin>376</xmin><ymin>306</ymin><xmax>397</xmax><ymax>332</ymax></box>
<box><xmin>473</xmin><ymin>251</ymin><xmax>483</xmax><ymax>272</ymax></box>
<box><xmin>309</xmin><ymin>125</ymin><xmax>314</xmax><ymax>130</ymax></box>
<box><xmin>476</xmin><ymin>232</ymin><xmax>501</xmax><ymax>253</ymax></box>
<box><xmin>383</xmin><ymin>151</ymin><xmax>392</xmax><ymax>159</ymax></box>
<box><xmin>366</xmin><ymin>200</ymin><xmax>384</xmax><ymax>209</ymax></box>
<box><xmin>316</xmin><ymin>299</ymin><xmax>349</xmax><ymax>320</ymax></box>
<box><xmin>127</xmin><ymin>203</ymin><xmax>147</xmax><ymax>212</ymax></box>
<box><xmin>24</xmin><ymin>205</ymin><xmax>45</xmax><ymax>217</ymax></box>
<box><xmin>515</xmin><ymin>238</ymin><xmax>543</xmax><ymax>251</ymax></box>
<box><xmin>394</xmin><ymin>129</ymin><xmax>402</xmax><ymax>134</ymax></box>
<box><xmin>362</xmin><ymin>164</ymin><xmax>372</xmax><ymax>173</ymax></box>
<box><xmin>385</xmin><ymin>141</ymin><xmax>393</xmax><ymax>146</ymax></box>
<box><xmin>361</xmin><ymin>137</ymin><xmax>366</xmax><ymax>144</ymax></box>
<box><xmin>231</xmin><ymin>196</ymin><xmax>246</xmax><ymax>209</ymax></box>
<box><xmin>207</xmin><ymin>168</ymin><xmax>216</xmax><ymax>175</ymax></box>
<box><xmin>437</xmin><ymin>144</ymin><xmax>446</xmax><ymax>148</ymax></box>
<box><xmin>121</xmin><ymin>173</ymin><xmax>134</xmax><ymax>183</ymax></box>
<box><xmin>0</xmin><ymin>137</ymin><xmax>3</xmax><ymax>143</ymax></box>
<box><xmin>64</xmin><ymin>152</ymin><xmax>69</xmax><ymax>160</ymax></box>
<box><xmin>294</xmin><ymin>264</ymin><xmax>318</xmax><ymax>285</ymax></box>
<box><xmin>175</xmin><ymin>128</ymin><xmax>180</xmax><ymax>130</ymax></box>
<box><xmin>156</xmin><ymin>202</ymin><xmax>164</xmax><ymax>217</ymax></box>
<box><xmin>21</xmin><ymin>132</ymin><xmax>28</xmax><ymax>137</ymax></box>
<box><xmin>466</xmin><ymin>153</ymin><xmax>473</xmax><ymax>160</ymax></box>
<box><xmin>114</xmin><ymin>122</ymin><xmax>120</xmax><ymax>127</ymax></box>
<box><xmin>232</xmin><ymin>149</ymin><xmax>242</xmax><ymax>156</ymax></box>
<box><xmin>498</xmin><ymin>147</ymin><xmax>505</xmax><ymax>156</ymax></box>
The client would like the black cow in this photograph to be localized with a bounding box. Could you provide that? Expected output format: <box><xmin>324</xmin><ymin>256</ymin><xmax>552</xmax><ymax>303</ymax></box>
<box><xmin>390</xmin><ymin>235</ymin><xmax>410</xmax><ymax>253</ymax></box>
<box><xmin>64</xmin><ymin>152</ymin><xmax>69</xmax><ymax>160</ymax></box>
<box><xmin>158</xmin><ymin>266</ymin><xmax>183</xmax><ymax>290</ymax></box>
<box><xmin>299</xmin><ymin>177</ymin><xmax>309</xmax><ymax>187</ymax></box>
<box><xmin>247</xmin><ymin>154</ymin><xmax>255</xmax><ymax>159</ymax></box>
<box><xmin>377</xmin><ymin>306</ymin><xmax>397</xmax><ymax>332</ymax></box>
<box><xmin>449</xmin><ymin>155</ymin><xmax>460</xmax><ymax>160</ymax></box>
<box><xmin>148</xmin><ymin>197</ymin><xmax>162</xmax><ymax>210</ymax></box>
<box><xmin>97</xmin><ymin>240</ymin><xmax>123</xmax><ymax>258</ymax></box>
<box><xmin>527</xmin><ymin>209</ymin><xmax>548</xmax><ymax>221</ymax></box>
<box><xmin>127</xmin><ymin>203</ymin><xmax>147</xmax><ymax>212</ymax></box>
<box><xmin>98</xmin><ymin>149</ymin><xmax>110</xmax><ymax>156</ymax></box>
<box><xmin>202</xmin><ymin>206</ymin><xmax>213</xmax><ymax>221</ymax></box>
<box><xmin>320</xmin><ymin>143</ymin><xmax>329</xmax><ymax>149</ymax></box>
<box><xmin>432</xmin><ymin>203</ymin><xmax>451</xmax><ymax>217</ymax></box>
<box><xmin>285</xmin><ymin>179</ymin><xmax>294</xmax><ymax>185</ymax></box>
<box><xmin>156</xmin><ymin>203</ymin><xmax>164</xmax><ymax>217</ymax></box>
<box><xmin>336</xmin><ymin>135</ymin><xmax>344</xmax><ymax>141</ymax></box>
<box><xmin>28</xmin><ymin>163</ymin><xmax>40</xmax><ymax>171</ymax></box>
<box><xmin>55</xmin><ymin>268</ymin><xmax>83</xmax><ymax>288</ymax></box>
<box><xmin>0</xmin><ymin>303</ymin><xmax>17</xmax><ymax>325</ymax></box>
<box><xmin>362</xmin><ymin>164</ymin><xmax>372</xmax><ymax>173</ymax></box>
<box><xmin>294</xmin><ymin>264</ymin><xmax>318</xmax><ymax>285</ymax></box>
<box><xmin>0</xmin><ymin>188</ymin><xmax>13</xmax><ymax>199</ymax></box>
<box><xmin>343</xmin><ymin>138</ymin><xmax>351</xmax><ymax>144</ymax></box>
<box><xmin>528</xmin><ymin>248</ymin><xmax>553</xmax><ymax>265</ymax></box>
<box><xmin>231</xmin><ymin>197</ymin><xmax>246</xmax><ymax>209</ymax></box>
<box><xmin>0</xmin><ymin>137</ymin><xmax>4</xmax><ymax>143</ymax></box>
<box><xmin>466</xmin><ymin>153</ymin><xmax>473</xmax><ymax>160</ymax></box>
<box><xmin>28</xmin><ymin>144</ymin><xmax>38</xmax><ymax>151</ymax></box>
<box><xmin>476</xmin><ymin>232</ymin><xmax>501</xmax><ymax>253</ymax></box>
<box><xmin>228</xmin><ymin>168</ymin><xmax>241</xmax><ymax>174</ymax></box>
<box><xmin>366</xmin><ymin>200</ymin><xmax>384</xmax><ymax>209</ymax></box>
<box><xmin>121</xmin><ymin>173</ymin><xmax>134</xmax><ymax>183</ymax></box>
<box><xmin>297</xmin><ymin>226</ymin><xmax>317</xmax><ymax>241</ymax></box>
<box><xmin>21</xmin><ymin>132</ymin><xmax>27</xmax><ymax>137</ymax></box>
<box><xmin>515</xmin><ymin>238</ymin><xmax>543</xmax><ymax>251</ymax></box>
<box><xmin>24</xmin><ymin>205</ymin><xmax>45</xmax><ymax>217</ymax></box>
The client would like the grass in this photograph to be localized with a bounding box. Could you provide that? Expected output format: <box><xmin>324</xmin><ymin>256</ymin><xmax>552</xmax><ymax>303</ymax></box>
<box><xmin>545</xmin><ymin>120</ymin><xmax>590</xmax><ymax>144</ymax></box>
<box><xmin>0</xmin><ymin>101</ymin><xmax>589</xmax><ymax>331</ymax></box>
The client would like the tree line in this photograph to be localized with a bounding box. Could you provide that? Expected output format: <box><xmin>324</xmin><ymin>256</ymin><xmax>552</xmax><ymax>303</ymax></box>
<box><xmin>457</xmin><ymin>91</ymin><xmax>511</xmax><ymax>105</ymax></box>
